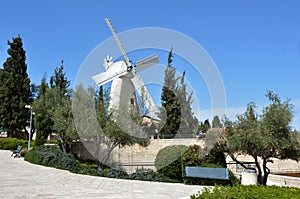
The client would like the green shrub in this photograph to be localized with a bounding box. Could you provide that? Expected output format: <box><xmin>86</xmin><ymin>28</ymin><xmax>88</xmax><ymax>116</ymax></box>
<box><xmin>45</xmin><ymin>139</ymin><xmax>60</xmax><ymax>145</ymax></box>
<box><xmin>182</xmin><ymin>145</ymin><xmax>238</xmax><ymax>186</ymax></box>
<box><xmin>24</xmin><ymin>145</ymin><xmax>83</xmax><ymax>172</ymax></box>
<box><xmin>76</xmin><ymin>158</ymin><xmax>98</xmax><ymax>170</ymax></box>
<box><xmin>229</xmin><ymin>170</ymin><xmax>241</xmax><ymax>186</ymax></box>
<box><xmin>182</xmin><ymin>145</ymin><xmax>203</xmax><ymax>167</ymax></box>
<box><xmin>107</xmin><ymin>167</ymin><xmax>128</xmax><ymax>179</ymax></box>
<box><xmin>182</xmin><ymin>144</ymin><xmax>226</xmax><ymax>169</ymax></box>
<box><xmin>155</xmin><ymin>145</ymin><xmax>188</xmax><ymax>181</ymax></box>
<box><xmin>98</xmin><ymin>168</ymin><xmax>111</xmax><ymax>177</ymax></box>
<box><xmin>203</xmin><ymin>144</ymin><xmax>226</xmax><ymax>167</ymax></box>
<box><xmin>191</xmin><ymin>185</ymin><xmax>300</xmax><ymax>199</ymax></box>
<box><xmin>20</xmin><ymin>148</ymin><xmax>28</xmax><ymax>157</ymax></box>
<box><xmin>0</xmin><ymin>138</ymin><xmax>27</xmax><ymax>150</ymax></box>
<box><xmin>128</xmin><ymin>168</ymin><xmax>180</xmax><ymax>183</ymax></box>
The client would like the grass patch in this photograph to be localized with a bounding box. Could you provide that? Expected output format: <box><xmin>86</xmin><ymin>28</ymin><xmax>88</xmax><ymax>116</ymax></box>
<box><xmin>191</xmin><ymin>185</ymin><xmax>300</xmax><ymax>199</ymax></box>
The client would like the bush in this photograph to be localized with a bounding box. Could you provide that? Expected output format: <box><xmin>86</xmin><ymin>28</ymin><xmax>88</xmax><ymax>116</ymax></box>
<box><xmin>0</xmin><ymin>138</ymin><xmax>27</xmax><ymax>150</ymax></box>
<box><xmin>182</xmin><ymin>145</ymin><xmax>237</xmax><ymax>186</ymax></box>
<box><xmin>45</xmin><ymin>139</ymin><xmax>60</xmax><ymax>145</ymax></box>
<box><xmin>203</xmin><ymin>144</ymin><xmax>226</xmax><ymax>167</ymax></box>
<box><xmin>24</xmin><ymin>145</ymin><xmax>83</xmax><ymax>172</ymax></box>
<box><xmin>98</xmin><ymin>168</ymin><xmax>111</xmax><ymax>177</ymax></box>
<box><xmin>107</xmin><ymin>167</ymin><xmax>128</xmax><ymax>179</ymax></box>
<box><xmin>155</xmin><ymin>145</ymin><xmax>188</xmax><ymax>181</ymax></box>
<box><xmin>128</xmin><ymin>168</ymin><xmax>180</xmax><ymax>183</ymax></box>
<box><xmin>25</xmin><ymin>145</ymin><xmax>104</xmax><ymax>176</ymax></box>
<box><xmin>191</xmin><ymin>185</ymin><xmax>300</xmax><ymax>199</ymax></box>
<box><xmin>229</xmin><ymin>170</ymin><xmax>241</xmax><ymax>186</ymax></box>
<box><xmin>20</xmin><ymin>148</ymin><xmax>28</xmax><ymax>157</ymax></box>
<box><xmin>181</xmin><ymin>145</ymin><xmax>203</xmax><ymax>167</ymax></box>
<box><xmin>182</xmin><ymin>144</ymin><xmax>226</xmax><ymax>169</ymax></box>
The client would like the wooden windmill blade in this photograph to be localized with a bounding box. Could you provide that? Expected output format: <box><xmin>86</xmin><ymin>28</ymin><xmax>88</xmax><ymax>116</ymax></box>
<box><xmin>131</xmin><ymin>74</ymin><xmax>160</xmax><ymax>120</ymax></box>
<box><xmin>92</xmin><ymin>61</ymin><xmax>128</xmax><ymax>86</ymax></box>
<box><xmin>135</xmin><ymin>54</ymin><xmax>159</xmax><ymax>72</ymax></box>
<box><xmin>105</xmin><ymin>18</ymin><xmax>132</xmax><ymax>69</ymax></box>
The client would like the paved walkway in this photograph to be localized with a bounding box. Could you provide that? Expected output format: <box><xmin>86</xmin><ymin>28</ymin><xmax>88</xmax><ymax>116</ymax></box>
<box><xmin>0</xmin><ymin>150</ymin><xmax>205</xmax><ymax>199</ymax></box>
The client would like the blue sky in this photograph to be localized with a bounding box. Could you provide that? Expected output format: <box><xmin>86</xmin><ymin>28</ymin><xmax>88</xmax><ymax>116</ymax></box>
<box><xmin>1</xmin><ymin>1</ymin><xmax>300</xmax><ymax>129</ymax></box>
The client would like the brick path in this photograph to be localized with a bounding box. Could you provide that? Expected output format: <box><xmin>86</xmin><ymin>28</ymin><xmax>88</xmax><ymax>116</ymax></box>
<box><xmin>0</xmin><ymin>150</ymin><xmax>205</xmax><ymax>199</ymax></box>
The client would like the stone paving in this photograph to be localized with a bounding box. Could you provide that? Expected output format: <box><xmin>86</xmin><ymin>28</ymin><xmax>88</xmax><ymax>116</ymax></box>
<box><xmin>0</xmin><ymin>150</ymin><xmax>206</xmax><ymax>199</ymax></box>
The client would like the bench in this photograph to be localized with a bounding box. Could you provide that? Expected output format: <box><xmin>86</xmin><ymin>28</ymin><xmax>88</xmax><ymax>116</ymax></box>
<box><xmin>11</xmin><ymin>145</ymin><xmax>22</xmax><ymax>158</ymax></box>
<box><xmin>184</xmin><ymin>166</ymin><xmax>231</xmax><ymax>185</ymax></box>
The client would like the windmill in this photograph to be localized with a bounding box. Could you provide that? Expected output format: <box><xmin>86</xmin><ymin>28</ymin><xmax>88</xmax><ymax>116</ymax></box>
<box><xmin>92</xmin><ymin>18</ymin><xmax>160</xmax><ymax>120</ymax></box>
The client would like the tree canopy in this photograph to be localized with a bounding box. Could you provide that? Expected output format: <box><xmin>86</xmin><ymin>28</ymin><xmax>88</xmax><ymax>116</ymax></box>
<box><xmin>221</xmin><ymin>91</ymin><xmax>300</xmax><ymax>185</ymax></box>
<box><xmin>72</xmin><ymin>84</ymin><xmax>149</xmax><ymax>169</ymax></box>
<box><xmin>159</xmin><ymin>48</ymin><xmax>198</xmax><ymax>138</ymax></box>
<box><xmin>34</xmin><ymin>62</ymin><xmax>75</xmax><ymax>151</ymax></box>
<box><xmin>159</xmin><ymin>49</ymin><xmax>181</xmax><ymax>138</ymax></box>
<box><xmin>212</xmin><ymin>115</ymin><xmax>222</xmax><ymax>128</ymax></box>
<box><xmin>0</xmin><ymin>35</ymin><xmax>31</xmax><ymax>138</ymax></box>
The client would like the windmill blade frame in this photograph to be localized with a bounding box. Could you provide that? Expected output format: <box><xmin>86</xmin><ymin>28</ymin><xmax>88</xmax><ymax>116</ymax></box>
<box><xmin>92</xmin><ymin>61</ymin><xmax>128</xmax><ymax>86</ymax></box>
<box><xmin>131</xmin><ymin>75</ymin><xmax>160</xmax><ymax>120</ymax></box>
<box><xmin>105</xmin><ymin>18</ymin><xmax>132</xmax><ymax>69</ymax></box>
<box><xmin>135</xmin><ymin>54</ymin><xmax>159</xmax><ymax>72</ymax></box>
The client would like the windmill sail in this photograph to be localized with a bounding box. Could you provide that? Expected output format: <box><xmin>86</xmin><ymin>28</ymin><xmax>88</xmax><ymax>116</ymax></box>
<box><xmin>92</xmin><ymin>61</ymin><xmax>128</xmax><ymax>86</ymax></box>
<box><xmin>131</xmin><ymin>75</ymin><xmax>160</xmax><ymax>120</ymax></box>
<box><xmin>105</xmin><ymin>18</ymin><xmax>131</xmax><ymax>68</ymax></box>
<box><xmin>135</xmin><ymin>54</ymin><xmax>159</xmax><ymax>72</ymax></box>
<box><xmin>92</xmin><ymin>18</ymin><xmax>161</xmax><ymax>121</ymax></box>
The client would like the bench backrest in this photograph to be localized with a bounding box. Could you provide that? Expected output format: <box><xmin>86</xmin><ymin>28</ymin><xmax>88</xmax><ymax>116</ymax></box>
<box><xmin>16</xmin><ymin>145</ymin><xmax>22</xmax><ymax>152</ymax></box>
<box><xmin>185</xmin><ymin>166</ymin><xmax>230</xmax><ymax>180</ymax></box>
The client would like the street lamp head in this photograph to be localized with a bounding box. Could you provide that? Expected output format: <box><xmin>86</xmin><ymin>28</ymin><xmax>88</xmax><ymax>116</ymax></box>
<box><xmin>25</xmin><ymin>105</ymin><xmax>31</xmax><ymax>109</ymax></box>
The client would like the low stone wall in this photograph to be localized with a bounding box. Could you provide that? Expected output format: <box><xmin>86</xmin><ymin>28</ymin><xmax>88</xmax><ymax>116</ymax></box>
<box><xmin>71</xmin><ymin>138</ymin><xmax>204</xmax><ymax>173</ymax></box>
<box><xmin>112</xmin><ymin>138</ymin><xmax>204</xmax><ymax>173</ymax></box>
<box><xmin>71</xmin><ymin>139</ymin><xmax>300</xmax><ymax>176</ymax></box>
<box><xmin>226</xmin><ymin>154</ymin><xmax>300</xmax><ymax>174</ymax></box>
<box><xmin>267</xmin><ymin>174</ymin><xmax>300</xmax><ymax>188</ymax></box>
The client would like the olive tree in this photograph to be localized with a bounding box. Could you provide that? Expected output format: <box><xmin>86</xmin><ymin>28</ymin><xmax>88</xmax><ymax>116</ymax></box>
<box><xmin>222</xmin><ymin>91</ymin><xmax>300</xmax><ymax>185</ymax></box>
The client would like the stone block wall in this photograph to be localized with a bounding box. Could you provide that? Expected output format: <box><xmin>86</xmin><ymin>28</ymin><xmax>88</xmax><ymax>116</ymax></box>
<box><xmin>226</xmin><ymin>154</ymin><xmax>300</xmax><ymax>174</ymax></box>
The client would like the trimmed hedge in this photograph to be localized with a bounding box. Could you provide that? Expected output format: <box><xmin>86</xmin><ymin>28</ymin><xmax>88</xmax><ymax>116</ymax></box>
<box><xmin>25</xmin><ymin>145</ymin><xmax>80</xmax><ymax>170</ymax></box>
<box><xmin>24</xmin><ymin>145</ymin><xmax>98</xmax><ymax>175</ymax></box>
<box><xmin>0</xmin><ymin>138</ymin><xmax>27</xmax><ymax>150</ymax></box>
<box><xmin>128</xmin><ymin>168</ymin><xmax>180</xmax><ymax>183</ymax></box>
<box><xmin>155</xmin><ymin>145</ymin><xmax>188</xmax><ymax>181</ymax></box>
<box><xmin>191</xmin><ymin>185</ymin><xmax>300</xmax><ymax>199</ymax></box>
<box><xmin>24</xmin><ymin>145</ymin><xmax>178</xmax><ymax>183</ymax></box>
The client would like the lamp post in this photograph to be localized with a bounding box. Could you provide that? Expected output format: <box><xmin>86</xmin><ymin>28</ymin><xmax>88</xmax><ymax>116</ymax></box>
<box><xmin>25</xmin><ymin>105</ymin><xmax>33</xmax><ymax>150</ymax></box>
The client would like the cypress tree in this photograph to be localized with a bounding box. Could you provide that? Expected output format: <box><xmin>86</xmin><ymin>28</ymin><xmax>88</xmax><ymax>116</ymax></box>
<box><xmin>50</xmin><ymin>60</ymin><xmax>70</xmax><ymax>98</ymax></box>
<box><xmin>212</xmin><ymin>115</ymin><xmax>222</xmax><ymax>128</ymax></box>
<box><xmin>176</xmin><ymin>71</ymin><xmax>199</xmax><ymax>135</ymax></box>
<box><xmin>34</xmin><ymin>75</ymin><xmax>52</xmax><ymax>146</ymax></box>
<box><xmin>0</xmin><ymin>35</ymin><xmax>31</xmax><ymax>138</ymax></box>
<box><xmin>159</xmin><ymin>49</ymin><xmax>181</xmax><ymax>138</ymax></box>
<box><xmin>34</xmin><ymin>62</ymin><xmax>72</xmax><ymax>147</ymax></box>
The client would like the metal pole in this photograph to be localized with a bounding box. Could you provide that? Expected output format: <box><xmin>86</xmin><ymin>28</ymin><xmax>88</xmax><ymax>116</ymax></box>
<box><xmin>28</xmin><ymin>108</ymin><xmax>32</xmax><ymax>150</ymax></box>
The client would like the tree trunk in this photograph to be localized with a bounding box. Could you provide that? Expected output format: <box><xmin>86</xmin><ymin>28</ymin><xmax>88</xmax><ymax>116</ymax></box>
<box><xmin>61</xmin><ymin>143</ymin><xmax>67</xmax><ymax>153</ymax></box>
<box><xmin>254</xmin><ymin>156</ymin><xmax>263</xmax><ymax>185</ymax></box>
<box><xmin>7</xmin><ymin>129</ymin><xmax>12</xmax><ymax>138</ymax></box>
<box><xmin>7</xmin><ymin>127</ymin><xmax>14</xmax><ymax>138</ymax></box>
<box><xmin>228</xmin><ymin>153</ymin><xmax>250</xmax><ymax>170</ymax></box>
<box><xmin>60</xmin><ymin>135</ymin><xmax>67</xmax><ymax>153</ymax></box>
<box><xmin>99</xmin><ymin>142</ymin><xmax>119</xmax><ymax>169</ymax></box>
<box><xmin>262</xmin><ymin>158</ymin><xmax>270</xmax><ymax>186</ymax></box>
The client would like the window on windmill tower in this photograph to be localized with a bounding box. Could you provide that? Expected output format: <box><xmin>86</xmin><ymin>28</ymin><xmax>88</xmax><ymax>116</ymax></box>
<box><xmin>130</xmin><ymin>97</ymin><xmax>134</xmax><ymax>105</ymax></box>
